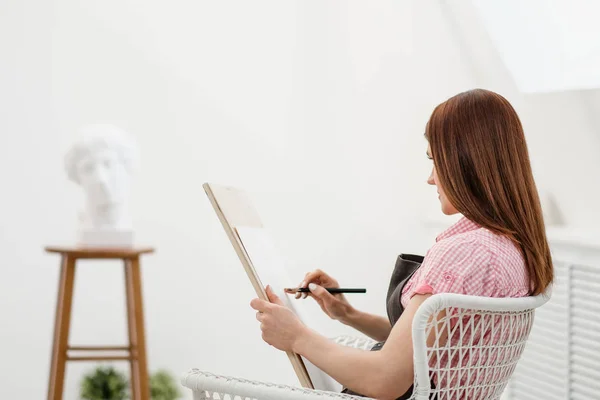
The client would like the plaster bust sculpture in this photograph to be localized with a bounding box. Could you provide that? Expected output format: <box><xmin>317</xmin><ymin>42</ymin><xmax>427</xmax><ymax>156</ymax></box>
<box><xmin>65</xmin><ymin>124</ymin><xmax>138</xmax><ymax>246</ymax></box>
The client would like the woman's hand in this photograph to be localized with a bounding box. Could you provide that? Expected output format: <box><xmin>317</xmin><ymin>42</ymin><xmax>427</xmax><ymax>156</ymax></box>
<box><xmin>250</xmin><ymin>286</ymin><xmax>308</xmax><ymax>352</ymax></box>
<box><xmin>286</xmin><ymin>269</ymin><xmax>355</xmax><ymax>323</ymax></box>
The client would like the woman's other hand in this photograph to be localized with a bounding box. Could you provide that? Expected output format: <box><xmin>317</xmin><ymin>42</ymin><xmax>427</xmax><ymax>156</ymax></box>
<box><xmin>250</xmin><ymin>285</ymin><xmax>307</xmax><ymax>351</ymax></box>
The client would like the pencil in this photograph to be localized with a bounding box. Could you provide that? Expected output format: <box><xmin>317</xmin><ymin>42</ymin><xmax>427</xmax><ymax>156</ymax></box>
<box><xmin>284</xmin><ymin>287</ymin><xmax>366</xmax><ymax>294</ymax></box>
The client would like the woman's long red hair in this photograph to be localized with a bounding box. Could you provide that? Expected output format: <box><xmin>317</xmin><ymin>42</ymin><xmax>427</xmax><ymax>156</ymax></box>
<box><xmin>426</xmin><ymin>89</ymin><xmax>553</xmax><ymax>295</ymax></box>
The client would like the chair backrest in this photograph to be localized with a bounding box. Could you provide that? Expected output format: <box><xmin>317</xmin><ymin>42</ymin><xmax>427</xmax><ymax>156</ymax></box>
<box><xmin>410</xmin><ymin>292</ymin><xmax>551</xmax><ymax>400</ymax></box>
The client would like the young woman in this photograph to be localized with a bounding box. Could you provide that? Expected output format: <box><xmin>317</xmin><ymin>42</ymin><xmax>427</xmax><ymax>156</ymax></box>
<box><xmin>250</xmin><ymin>89</ymin><xmax>554</xmax><ymax>399</ymax></box>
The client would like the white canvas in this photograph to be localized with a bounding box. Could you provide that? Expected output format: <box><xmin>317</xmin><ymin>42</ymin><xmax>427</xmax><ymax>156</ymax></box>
<box><xmin>235</xmin><ymin>226</ymin><xmax>343</xmax><ymax>392</ymax></box>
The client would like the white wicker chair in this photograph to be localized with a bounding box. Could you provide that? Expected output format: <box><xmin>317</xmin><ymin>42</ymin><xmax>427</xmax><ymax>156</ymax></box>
<box><xmin>182</xmin><ymin>292</ymin><xmax>550</xmax><ymax>400</ymax></box>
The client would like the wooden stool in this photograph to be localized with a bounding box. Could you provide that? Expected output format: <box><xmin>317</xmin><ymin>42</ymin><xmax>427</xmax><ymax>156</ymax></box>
<box><xmin>45</xmin><ymin>246</ymin><xmax>154</xmax><ymax>400</ymax></box>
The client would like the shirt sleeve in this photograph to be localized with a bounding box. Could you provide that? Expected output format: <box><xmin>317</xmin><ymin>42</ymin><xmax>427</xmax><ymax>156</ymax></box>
<box><xmin>410</xmin><ymin>237</ymin><xmax>497</xmax><ymax>298</ymax></box>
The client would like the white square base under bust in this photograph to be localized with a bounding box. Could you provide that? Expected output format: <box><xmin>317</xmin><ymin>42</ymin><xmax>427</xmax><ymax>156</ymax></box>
<box><xmin>78</xmin><ymin>230</ymin><xmax>134</xmax><ymax>248</ymax></box>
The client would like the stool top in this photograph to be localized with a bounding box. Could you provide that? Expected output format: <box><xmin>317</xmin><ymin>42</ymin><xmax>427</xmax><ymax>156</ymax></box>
<box><xmin>45</xmin><ymin>246</ymin><xmax>155</xmax><ymax>259</ymax></box>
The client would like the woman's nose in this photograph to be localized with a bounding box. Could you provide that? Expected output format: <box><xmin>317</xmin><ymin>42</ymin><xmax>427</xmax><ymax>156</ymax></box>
<box><xmin>427</xmin><ymin>170</ymin><xmax>435</xmax><ymax>185</ymax></box>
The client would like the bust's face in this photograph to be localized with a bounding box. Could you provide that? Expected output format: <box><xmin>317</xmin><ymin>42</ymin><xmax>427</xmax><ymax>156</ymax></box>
<box><xmin>76</xmin><ymin>147</ymin><xmax>130</xmax><ymax>208</ymax></box>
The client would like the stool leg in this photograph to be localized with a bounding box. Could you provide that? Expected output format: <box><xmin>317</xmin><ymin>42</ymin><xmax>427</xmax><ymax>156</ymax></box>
<box><xmin>125</xmin><ymin>257</ymin><xmax>150</xmax><ymax>400</ymax></box>
<box><xmin>131</xmin><ymin>257</ymin><xmax>150</xmax><ymax>400</ymax></box>
<box><xmin>125</xmin><ymin>259</ymin><xmax>141</xmax><ymax>400</ymax></box>
<box><xmin>47</xmin><ymin>255</ymin><xmax>76</xmax><ymax>400</ymax></box>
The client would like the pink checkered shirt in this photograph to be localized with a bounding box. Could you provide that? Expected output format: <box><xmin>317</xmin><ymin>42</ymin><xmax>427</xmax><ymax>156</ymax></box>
<box><xmin>401</xmin><ymin>217</ymin><xmax>531</xmax><ymax>398</ymax></box>
<box><xmin>401</xmin><ymin>216</ymin><xmax>530</xmax><ymax>307</ymax></box>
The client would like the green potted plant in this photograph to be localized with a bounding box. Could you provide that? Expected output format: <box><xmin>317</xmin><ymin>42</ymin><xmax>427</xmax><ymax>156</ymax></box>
<box><xmin>150</xmin><ymin>369</ymin><xmax>182</xmax><ymax>400</ymax></box>
<box><xmin>80</xmin><ymin>366</ymin><xmax>128</xmax><ymax>400</ymax></box>
<box><xmin>80</xmin><ymin>365</ymin><xmax>181</xmax><ymax>400</ymax></box>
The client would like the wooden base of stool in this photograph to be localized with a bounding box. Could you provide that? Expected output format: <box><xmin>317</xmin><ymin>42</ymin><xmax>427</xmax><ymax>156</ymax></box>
<box><xmin>45</xmin><ymin>246</ymin><xmax>154</xmax><ymax>400</ymax></box>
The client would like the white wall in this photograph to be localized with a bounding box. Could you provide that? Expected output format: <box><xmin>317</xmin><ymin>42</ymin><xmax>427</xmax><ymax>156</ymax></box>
<box><xmin>0</xmin><ymin>1</ymin><xmax>598</xmax><ymax>399</ymax></box>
